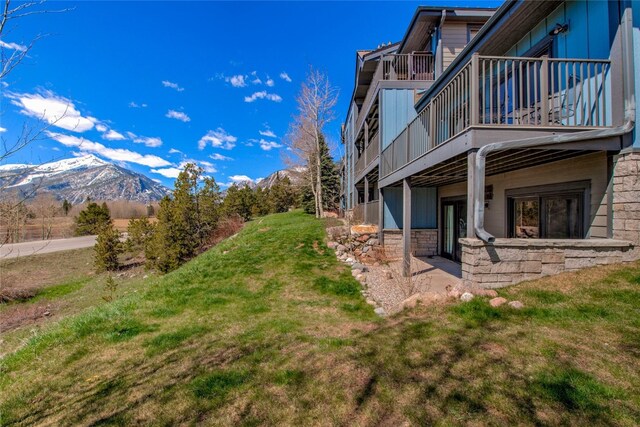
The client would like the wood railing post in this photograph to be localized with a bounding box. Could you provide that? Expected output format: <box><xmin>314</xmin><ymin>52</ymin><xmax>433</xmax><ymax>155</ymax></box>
<box><xmin>428</xmin><ymin>101</ymin><xmax>435</xmax><ymax>149</ymax></box>
<box><xmin>364</xmin><ymin>121</ymin><xmax>369</xmax><ymax>166</ymax></box>
<box><xmin>470</xmin><ymin>54</ymin><xmax>480</xmax><ymax>126</ymax></box>
<box><xmin>540</xmin><ymin>55</ymin><xmax>549</xmax><ymax>125</ymax></box>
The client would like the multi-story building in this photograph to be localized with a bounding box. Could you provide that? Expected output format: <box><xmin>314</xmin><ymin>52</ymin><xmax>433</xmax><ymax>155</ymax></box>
<box><xmin>341</xmin><ymin>0</ymin><xmax>640</xmax><ymax>289</ymax></box>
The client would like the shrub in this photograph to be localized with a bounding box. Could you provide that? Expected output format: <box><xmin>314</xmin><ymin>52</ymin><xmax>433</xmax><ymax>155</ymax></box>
<box><xmin>94</xmin><ymin>223</ymin><xmax>122</xmax><ymax>272</ymax></box>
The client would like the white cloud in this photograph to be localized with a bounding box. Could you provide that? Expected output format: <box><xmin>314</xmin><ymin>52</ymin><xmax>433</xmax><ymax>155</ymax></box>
<box><xmin>259</xmin><ymin>139</ymin><xmax>283</xmax><ymax>151</ymax></box>
<box><xmin>95</xmin><ymin>123</ymin><xmax>107</xmax><ymax>132</ymax></box>
<box><xmin>244</xmin><ymin>91</ymin><xmax>282</xmax><ymax>103</ymax></box>
<box><xmin>162</xmin><ymin>80</ymin><xmax>184</xmax><ymax>92</ymax></box>
<box><xmin>0</xmin><ymin>40</ymin><xmax>27</xmax><ymax>51</ymax></box>
<box><xmin>0</xmin><ymin>127</ymin><xmax>6</xmax><ymax>133</ymax></box>
<box><xmin>151</xmin><ymin>167</ymin><xmax>182</xmax><ymax>178</ymax></box>
<box><xmin>103</xmin><ymin>129</ymin><xmax>126</xmax><ymax>141</ymax></box>
<box><xmin>7</xmin><ymin>90</ymin><xmax>96</xmax><ymax>132</ymax></box>
<box><xmin>198</xmin><ymin>128</ymin><xmax>237</xmax><ymax>150</ymax></box>
<box><xmin>265</xmin><ymin>78</ymin><xmax>275</xmax><ymax>87</ymax></box>
<box><xmin>279</xmin><ymin>72</ymin><xmax>292</xmax><ymax>82</ymax></box>
<box><xmin>46</xmin><ymin>131</ymin><xmax>171</xmax><ymax>168</ymax></box>
<box><xmin>250</xmin><ymin>71</ymin><xmax>262</xmax><ymax>85</ymax></box>
<box><xmin>165</xmin><ymin>109</ymin><xmax>191</xmax><ymax>122</ymax></box>
<box><xmin>225</xmin><ymin>74</ymin><xmax>247</xmax><ymax>88</ymax></box>
<box><xmin>259</xmin><ymin>129</ymin><xmax>277</xmax><ymax>138</ymax></box>
<box><xmin>126</xmin><ymin>131</ymin><xmax>163</xmax><ymax>148</ymax></box>
<box><xmin>197</xmin><ymin>160</ymin><xmax>217</xmax><ymax>173</ymax></box>
<box><xmin>168</xmin><ymin>148</ymin><xmax>182</xmax><ymax>154</ymax></box>
<box><xmin>129</xmin><ymin>101</ymin><xmax>147</xmax><ymax>108</ymax></box>
<box><xmin>209</xmin><ymin>153</ymin><xmax>233</xmax><ymax>161</ymax></box>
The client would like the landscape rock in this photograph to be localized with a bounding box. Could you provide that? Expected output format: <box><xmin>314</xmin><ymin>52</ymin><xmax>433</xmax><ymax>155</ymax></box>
<box><xmin>327</xmin><ymin>241</ymin><xmax>338</xmax><ymax>250</ymax></box>
<box><xmin>362</xmin><ymin>246</ymin><xmax>370</xmax><ymax>253</ymax></box>
<box><xmin>367</xmin><ymin>239</ymin><xmax>379</xmax><ymax>246</ymax></box>
<box><xmin>489</xmin><ymin>297</ymin><xmax>508</xmax><ymax>307</ymax></box>
<box><xmin>351</xmin><ymin>269</ymin><xmax>362</xmax><ymax>277</ymax></box>
<box><xmin>351</xmin><ymin>263</ymin><xmax>367</xmax><ymax>272</ymax></box>
<box><xmin>447</xmin><ymin>289</ymin><xmax>462</xmax><ymax>299</ymax></box>
<box><xmin>345</xmin><ymin>257</ymin><xmax>354</xmax><ymax>264</ymax></box>
<box><xmin>460</xmin><ymin>292</ymin><xmax>474</xmax><ymax>302</ymax></box>
<box><xmin>336</xmin><ymin>244</ymin><xmax>347</xmax><ymax>253</ymax></box>
<box><xmin>356</xmin><ymin>274</ymin><xmax>366</xmax><ymax>282</ymax></box>
<box><xmin>508</xmin><ymin>300</ymin><xmax>524</xmax><ymax>309</ymax></box>
<box><xmin>401</xmin><ymin>292</ymin><xmax>444</xmax><ymax>309</ymax></box>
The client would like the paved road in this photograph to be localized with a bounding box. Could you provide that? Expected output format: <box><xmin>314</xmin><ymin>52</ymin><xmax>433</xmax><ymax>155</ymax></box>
<box><xmin>0</xmin><ymin>235</ymin><xmax>97</xmax><ymax>259</ymax></box>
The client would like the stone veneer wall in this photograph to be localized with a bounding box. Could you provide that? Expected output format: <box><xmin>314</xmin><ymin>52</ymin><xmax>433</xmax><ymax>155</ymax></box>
<box><xmin>460</xmin><ymin>238</ymin><xmax>636</xmax><ymax>288</ymax></box>
<box><xmin>613</xmin><ymin>151</ymin><xmax>640</xmax><ymax>246</ymax></box>
<box><xmin>383</xmin><ymin>229</ymin><xmax>437</xmax><ymax>259</ymax></box>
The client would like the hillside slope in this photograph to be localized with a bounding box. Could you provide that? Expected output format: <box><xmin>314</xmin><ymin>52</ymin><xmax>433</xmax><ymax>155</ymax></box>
<box><xmin>1</xmin><ymin>212</ymin><xmax>639</xmax><ymax>425</ymax></box>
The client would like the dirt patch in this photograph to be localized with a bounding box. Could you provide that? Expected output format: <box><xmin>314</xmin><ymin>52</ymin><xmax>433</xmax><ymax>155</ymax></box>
<box><xmin>312</xmin><ymin>241</ymin><xmax>325</xmax><ymax>255</ymax></box>
<box><xmin>1</xmin><ymin>302</ymin><xmax>57</xmax><ymax>332</ymax></box>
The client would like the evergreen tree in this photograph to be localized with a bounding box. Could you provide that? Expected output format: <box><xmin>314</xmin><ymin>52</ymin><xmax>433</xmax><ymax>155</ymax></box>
<box><xmin>269</xmin><ymin>176</ymin><xmax>296</xmax><ymax>213</ymax></box>
<box><xmin>197</xmin><ymin>176</ymin><xmax>222</xmax><ymax>243</ymax></box>
<box><xmin>222</xmin><ymin>184</ymin><xmax>256</xmax><ymax>221</ymax></box>
<box><xmin>318</xmin><ymin>134</ymin><xmax>340</xmax><ymax>211</ymax></box>
<box><xmin>300</xmin><ymin>184</ymin><xmax>316</xmax><ymax>214</ymax></box>
<box><xmin>252</xmin><ymin>186</ymin><xmax>271</xmax><ymax>217</ymax></box>
<box><xmin>94</xmin><ymin>222</ymin><xmax>121</xmax><ymax>272</ymax></box>
<box><xmin>126</xmin><ymin>217</ymin><xmax>154</xmax><ymax>251</ymax></box>
<box><xmin>75</xmin><ymin>202</ymin><xmax>111</xmax><ymax>236</ymax></box>
<box><xmin>61</xmin><ymin>199</ymin><xmax>72</xmax><ymax>216</ymax></box>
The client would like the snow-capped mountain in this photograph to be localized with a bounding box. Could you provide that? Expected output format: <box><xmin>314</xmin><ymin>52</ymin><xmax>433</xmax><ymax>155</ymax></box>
<box><xmin>256</xmin><ymin>166</ymin><xmax>306</xmax><ymax>189</ymax></box>
<box><xmin>0</xmin><ymin>155</ymin><xmax>171</xmax><ymax>203</ymax></box>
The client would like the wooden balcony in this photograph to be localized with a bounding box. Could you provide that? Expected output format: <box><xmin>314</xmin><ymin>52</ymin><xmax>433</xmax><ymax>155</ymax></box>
<box><xmin>354</xmin><ymin>131</ymin><xmax>380</xmax><ymax>180</ymax></box>
<box><xmin>381</xmin><ymin>54</ymin><xmax>612</xmax><ymax>178</ymax></box>
<box><xmin>381</xmin><ymin>53</ymin><xmax>435</xmax><ymax>81</ymax></box>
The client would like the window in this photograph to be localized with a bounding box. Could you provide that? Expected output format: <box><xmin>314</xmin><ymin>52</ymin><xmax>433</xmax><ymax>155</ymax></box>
<box><xmin>507</xmin><ymin>182</ymin><xmax>589</xmax><ymax>239</ymax></box>
<box><xmin>467</xmin><ymin>24</ymin><xmax>483</xmax><ymax>43</ymax></box>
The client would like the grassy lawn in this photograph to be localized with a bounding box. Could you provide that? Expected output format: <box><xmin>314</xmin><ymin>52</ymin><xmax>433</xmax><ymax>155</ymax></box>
<box><xmin>1</xmin><ymin>211</ymin><xmax>639</xmax><ymax>425</ymax></box>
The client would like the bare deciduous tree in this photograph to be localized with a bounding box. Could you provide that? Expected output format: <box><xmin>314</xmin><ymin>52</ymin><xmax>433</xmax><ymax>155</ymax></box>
<box><xmin>284</xmin><ymin>67</ymin><xmax>338</xmax><ymax>218</ymax></box>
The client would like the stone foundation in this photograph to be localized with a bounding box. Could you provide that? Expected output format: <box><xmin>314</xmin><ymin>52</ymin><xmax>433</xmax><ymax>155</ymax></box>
<box><xmin>383</xmin><ymin>229</ymin><xmax>437</xmax><ymax>259</ymax></box>
<box><xmin>613</xmin><ymin>151</ymin><xmax>640</xmax><ymax>245</ymax></box>
<box><xmin>460</xmin><ymin>238</ymin><xmax>636</xmax><ymax>288</ymax></box>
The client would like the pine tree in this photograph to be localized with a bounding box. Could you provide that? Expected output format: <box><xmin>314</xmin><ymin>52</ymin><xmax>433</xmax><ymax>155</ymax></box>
<box><xmin>75</xmin><ymin>202</ymin><xmax>111</xmax><ymax>236</ymax></box>
<box><xmin>197</xmin><ymin>176</ymin><xmax>222</xmax><ymax>243</ymax></box>
<box><xmin>252</xmin><ymin>186</ymin><xmax>271</xmax><ymax>217</ymax></box>
<box><xmin>222</xmin><ymin>184</ymin><xmax>255</xmax><ymax>221</ymax></box>
<box><xmin>94</xmin><ymin>222</ymin><xmax>121</xmax><ymax>272</ymax></box>
<box><xmin>269</xmin><ymin>176</ymin><xmax>296</xmax><ymax>213</ymax></box>
<box><xmin>61</xmin><ymin>199</ymin><xmax>72</xmax><ymax>216</ymax></box>
<box><xmin>318</xmin><ymin>134</ymin><xmax>340</xmax><ymax>212</ymax></box>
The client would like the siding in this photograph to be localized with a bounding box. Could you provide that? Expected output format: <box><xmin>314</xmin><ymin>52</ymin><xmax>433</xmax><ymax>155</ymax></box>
<box><xmin>438</xmin><ymin>152</ymin><xmax>609</xmax><ymax>239</ymax></box>
<box><xmin>381</xmin><ymin>89</ymin><xmax>417</xmax><ymax>149</ymax></box>
<box><xmin>442</xmin><ymin>22</ymin><xmax>469</xmax><ymax>70</ymax></box>
<box><xmin>508</xmin><ymin>1</ymin><xmax>612</xmax><ymax>59</ymax></box>
<box><xmin>383</xmin><ymin>187</ymin><xmax>437</xmax><ymax>229</ymax></box>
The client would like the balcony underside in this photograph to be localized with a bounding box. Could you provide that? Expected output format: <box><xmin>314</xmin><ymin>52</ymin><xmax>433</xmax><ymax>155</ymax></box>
<box><xmin>379</xmin><ymin>127</ymin><xmax>623</xmax><ymax>188</ymax></box>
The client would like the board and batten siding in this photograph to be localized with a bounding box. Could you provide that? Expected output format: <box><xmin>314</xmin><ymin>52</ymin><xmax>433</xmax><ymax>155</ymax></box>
<box><xmin>383</xmin><ymin>187</ymin><xmax>437</xmax><ymax>229</ymax></box>
<box><xmin>380</xmin><ymin>89</ymin><xmax>418</xmax><ymax>150</ymax></box>
<box><xmin>442</xmin><ymin>22</ymin><xmax>471</xmax><ymax>70</ymax></box>
<box><xmin>437</xmin><ymin>152</ymin><xmax>609</xmax><ymax>239</ymax></box>
<box><xmin>506</xmin><ymin>1</ymin><xmax>613</xmax><ymax>59</ymax></box>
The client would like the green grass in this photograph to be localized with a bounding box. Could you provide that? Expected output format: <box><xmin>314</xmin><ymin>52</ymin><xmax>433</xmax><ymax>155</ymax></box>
<box><xmin>1</xmin><ymin>211</ymin><xmax>639</xmax><ymax>426</ymax></box>
<box><xmin>30</xmin><ymin>278</ymin><xmax>89</xmax><ymax>302</ymax></box>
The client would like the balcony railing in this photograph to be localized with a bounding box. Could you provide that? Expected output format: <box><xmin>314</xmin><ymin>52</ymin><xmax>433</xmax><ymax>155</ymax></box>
<box><xmin>381</xmin><ymin>54</ymin><xmax>612</xmax><ymax>178</ymax></box>
<box><xmin>382</xmin><ymin>53</ymin><xmax>435</xmax><ymax>81</ymax></box>
<box><xmin>354</xmin><ymin>131</ymin><xmax>380</xmax><ymax>178</ymax></box>
<box><xmin>352</xmin><ymin>200</ymin><xmax>380</xmax><ymax>225</ymax></box>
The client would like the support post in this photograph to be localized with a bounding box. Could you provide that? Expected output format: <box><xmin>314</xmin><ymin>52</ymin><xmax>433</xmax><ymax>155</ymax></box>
<box><xmin>378</xmin><ymin>187</ymin><xmax>385</xmax><ymax>245</ymax></box>
<box><xmin>467</xmin><ymin>151</ymin><xmax>477</xmax><ymax>239</ymax></box>
<box><xmin>364</xmin><ymin>176</ymin><xmax>369</xmax><ymax>224</ymax></box>
<box><xmin>403</xmin><ymin>177</ymin><xmax>412</xmax><ymax>277</ymax></box>
<box><xmin>470</xmin><ymin>53</ymin><xmax>480</xmax><ymax>126</ymax></box>
<box><xmin>540</xmin><ymin>55</ymin><xmax>549</xmax><ymax>125</ymax></box>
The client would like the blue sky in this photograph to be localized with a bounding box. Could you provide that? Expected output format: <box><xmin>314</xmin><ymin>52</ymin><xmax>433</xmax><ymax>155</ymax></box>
<box><xmin>0</xmin><ymin>0</ymin><xmax>496</xmax><ymax>187</ymax></box>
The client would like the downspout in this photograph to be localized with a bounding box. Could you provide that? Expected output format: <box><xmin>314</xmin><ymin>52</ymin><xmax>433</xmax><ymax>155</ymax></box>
<box><xmin>436</xmin><ymin>10</ymin><xmax>447</xmax><ymax>77</ymax></box>
<box><xmin>474</xmin><ymin>7</ymin><xmax>636</xmax><ymax>243</ymax></box>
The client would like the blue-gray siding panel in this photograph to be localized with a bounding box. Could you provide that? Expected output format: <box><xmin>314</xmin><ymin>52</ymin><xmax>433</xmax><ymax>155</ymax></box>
<box><xmin>383</xmin><ymin>187</ymin><xmax>437</xmax><ymax>229</ymax></box>
<box><xmin>381</xmin><ymin>89</ymin><xmax>418</xmax><ymax>150</ymax></box>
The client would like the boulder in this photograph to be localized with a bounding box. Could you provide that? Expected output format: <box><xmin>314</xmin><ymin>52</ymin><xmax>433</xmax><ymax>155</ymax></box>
<box><xmin>489</xmin><ymin>297</ymin><xmax>508</xmax><ymax>307</ymax></box>
<box><xmin>356</xmin><ymin>274</ymin><xmax>366</xmax><ymax>283</ymax></box>
<box><xmin>508</xmin><ymin>300</ymin><xmax>524</xmax><ymax>309</ymax></box>
<box><xmin>362</xmin><ymin>246</ymin><xmax>370</xmax><ymax>254</ymax></box>
<box><xmin>336</xmin><ymin>244</ymin><xmax>347</xmax><ymax>253</ymax></box>
<box><xmin>327</xmin><ymin>241</ymin><xmax>338</xmax><ymax>250</ymax></box>
<box><xmin>357</xmin><ymin>235</ymin><xmax>369</xmax><ymax>243</ymax></box>
<box><xmin>402</xmin><ymin>292</ymin><xmax>444</xmax><ymax>309</ymax></box>
<box><xmin>352</xmin><ymin>224</ymin><xmax>379</xmax><ymax>235</ymax></box>
<box><xmin>460</xmin><ymin>292</ymin><xmax>474</xmax><ymax>302</ymax></box>
<box><xmin>352</xmin><ymin>263</ymin><xmax>367</xmax><ymax>272</ymax></box>
<box><xmin>367</xmin><ymin>238</ymin><xmax>379</xmax><ymax>246</ymax></box>
<box><xmin>351</xmin><ymin>269</ymin><xmax>362</xmax><ymax>277</ymax></box>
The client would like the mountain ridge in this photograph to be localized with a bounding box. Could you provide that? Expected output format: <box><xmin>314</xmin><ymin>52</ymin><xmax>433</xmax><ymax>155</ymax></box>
<box><xmin>0</xmin><ymin>155</ymin><xmax>171</xmax><ymax>204</ymax></box>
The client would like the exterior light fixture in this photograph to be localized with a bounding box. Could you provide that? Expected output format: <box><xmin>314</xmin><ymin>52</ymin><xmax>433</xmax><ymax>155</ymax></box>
<box><xmin>549</xmin><ymin>23</ymin><xmax>568</xmax><ymax>36</ymax></box>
